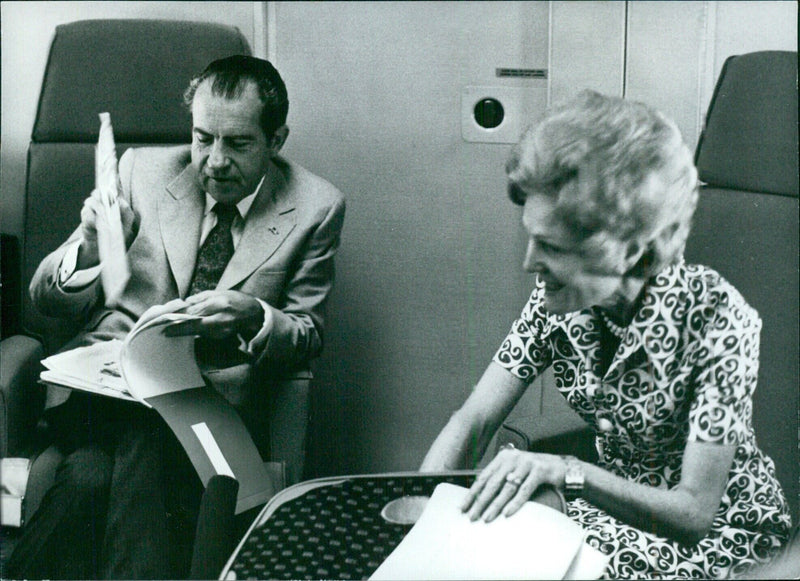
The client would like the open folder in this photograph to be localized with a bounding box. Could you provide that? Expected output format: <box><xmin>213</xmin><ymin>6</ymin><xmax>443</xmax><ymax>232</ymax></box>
<box><xmin>370</xmin><ymin>483</ymin><xmax>609</xmax><ymax>580</ymax></box>
<box><xmin>40</xmin><ymin>313</ymin><xmax>274</xmax><ymax>514</ymax></box>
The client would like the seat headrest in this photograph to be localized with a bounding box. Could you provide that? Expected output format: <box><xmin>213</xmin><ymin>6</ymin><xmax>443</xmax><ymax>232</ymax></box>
<box><xmin>33</xmin><ymin>19</ymin><xmax>251</xmax><ymax>144</ymax></box>
<box><xmin>695</xmin><ymin>51</ymin><xmax>798</xmax><ymax>197</ymax></box>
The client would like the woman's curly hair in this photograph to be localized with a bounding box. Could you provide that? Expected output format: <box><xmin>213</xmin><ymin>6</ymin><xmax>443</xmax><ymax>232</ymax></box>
<box><xmin>506</xmin><ymin>90</ymin><xmax>698</xmax><ymax>276</ymax></box>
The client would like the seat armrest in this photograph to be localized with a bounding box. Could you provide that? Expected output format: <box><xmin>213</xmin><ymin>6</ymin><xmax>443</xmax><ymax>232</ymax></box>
<box><xmin>497</xmin><ymin>421</ymin><xmax>598</xmax><ymax>464</ymax></box>
<box><xmin>236</xmin><ymin>374</ymin><xmax>310</xmax><ymax>488</ymax></box>
<box><xmin>1</xmin><ymin>335</ymin><xmax>46</xmax><ymax>457</ymax></box>
<box><xmin>267</xmin><ymin>377</ymin><xmax>310</xmax><ymax>487</ymax></box>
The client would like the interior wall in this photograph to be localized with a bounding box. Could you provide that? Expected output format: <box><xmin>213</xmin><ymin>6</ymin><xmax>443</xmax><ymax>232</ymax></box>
<box><xmin>549</xmin><ymin>2</ymin><xmax>626</xmax><ymax>106</ymax></box>
<box><xmin>272</xmin><ymin>1</ymin><xmax>554</xmax><ymax>475</ymax></box>
<box><xmin>712</xmin><ymin>1</ymin><xmax>798</xmax><ymax>74</ymax></box>
<box><xmin>624</xmin><ymin>1</ymin><xmax>798</xmax><ymax>150</ymax></box>
<box><xmin>625</xmin><ymin>1</ymin><xmax>708</xmax><ymax>149</ymax></box>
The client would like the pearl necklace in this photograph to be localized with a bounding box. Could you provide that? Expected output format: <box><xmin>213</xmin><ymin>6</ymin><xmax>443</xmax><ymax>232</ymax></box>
<box><xmin>600</xmin><ymin>310</ymin><xmax>626</xmax><ymax>339</ymax></box>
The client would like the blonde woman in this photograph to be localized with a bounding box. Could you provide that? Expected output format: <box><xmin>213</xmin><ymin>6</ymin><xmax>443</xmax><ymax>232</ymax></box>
<box><xmin>421</xmin><ymin>91</ymin><xmax>791</xmax><ymax>578</ymax></box>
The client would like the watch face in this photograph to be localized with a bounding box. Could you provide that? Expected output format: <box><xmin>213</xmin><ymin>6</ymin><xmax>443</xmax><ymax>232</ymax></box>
<box><xmin>565</xmin><ymin>467</ymin><xmax>580</xmax><ymax>485</ymax></box>
<box><xmin>564</xmin><ymin>458</ymin><xmax>584</xmax><ymax>496</ymax></box>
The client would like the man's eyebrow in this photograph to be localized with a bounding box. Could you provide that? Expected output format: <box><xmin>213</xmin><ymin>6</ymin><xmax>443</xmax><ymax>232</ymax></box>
<box><xmin>192</xmin><ymin>127</ymin><xmax>256</xmax><ymax>141</ymax></box>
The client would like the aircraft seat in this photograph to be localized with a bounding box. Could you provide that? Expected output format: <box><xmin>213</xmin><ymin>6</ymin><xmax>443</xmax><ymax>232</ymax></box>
<box><xmin>0</xmin><ymin>20</ymin><xmax>308</xmax><ymax>577</ymax></box>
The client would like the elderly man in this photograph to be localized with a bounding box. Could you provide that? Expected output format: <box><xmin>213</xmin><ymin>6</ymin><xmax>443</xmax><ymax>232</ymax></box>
<box><xmin>8</xmin><ymin>55</ymin><xmax>345</xmax><ymax>580</ymax></box>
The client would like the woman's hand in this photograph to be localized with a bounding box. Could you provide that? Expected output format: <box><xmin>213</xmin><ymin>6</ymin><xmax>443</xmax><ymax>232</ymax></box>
<box><xmin>461</xmin><ymin>446</ymin><xmax>568</xmax><ymax>522</ymax></box>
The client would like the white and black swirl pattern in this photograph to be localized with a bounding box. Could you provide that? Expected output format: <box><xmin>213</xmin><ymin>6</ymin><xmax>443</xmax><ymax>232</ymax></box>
<box><xmin>492</xmin><ymin>262</ymin><xmax>792</xmax><ymax>578</ymax></box>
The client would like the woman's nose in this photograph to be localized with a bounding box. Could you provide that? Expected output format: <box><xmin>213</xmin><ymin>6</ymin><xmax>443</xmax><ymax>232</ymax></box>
<box><xmin>523</xmin><ymin>240</ymin><xmax>543</xmax><ymax>273</ymax></box>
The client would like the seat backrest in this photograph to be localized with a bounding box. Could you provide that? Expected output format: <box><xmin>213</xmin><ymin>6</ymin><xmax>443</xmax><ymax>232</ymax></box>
<box><xmin>684</xmin><ymin>50</ymin><xmax>799</xmax><ymax>522</ymax></box>
<box><xmin>22</xmin><ymin>19</ymin><xmax>251</xmax><ymax>352</ymax></box>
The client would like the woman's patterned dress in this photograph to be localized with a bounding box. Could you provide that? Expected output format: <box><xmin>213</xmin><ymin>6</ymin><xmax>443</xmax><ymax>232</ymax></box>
<box><xmin>493</xmin><ymin>261</ymin><xmax>791</xmax><ymax>578</ymax></box>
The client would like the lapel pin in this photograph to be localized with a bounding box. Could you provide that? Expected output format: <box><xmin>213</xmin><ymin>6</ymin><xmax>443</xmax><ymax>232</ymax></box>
<box><xmin>268</xmin><ymin>227</ymin><xmax>279</xmax><ymax>235</ymax></box>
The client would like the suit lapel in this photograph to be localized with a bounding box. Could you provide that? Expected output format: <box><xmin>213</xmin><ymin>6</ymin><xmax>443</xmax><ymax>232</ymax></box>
<box><xmin>162</xmin><ymin>165</ymin><xmax>204</xmax><ymax>298</ymax></box>
<box><xmin>218</xmin><ymin>164</ymin><xmax>297</xmax><ymax>290</ymax></box>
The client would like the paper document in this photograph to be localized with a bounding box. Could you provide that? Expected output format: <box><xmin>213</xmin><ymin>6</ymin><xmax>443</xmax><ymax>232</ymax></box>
<box><xmin>95</xmin><ymin>112</ymin><xmax>130</xmax><ymax>306</ymax></box>
<box><xmin>370</xmin><ymin>483</ymin><xmax>609</xmax><ymax>580</ymax></box>
<box><xmin>118</xmin><ymin>313</ymin><xmax>206</xmax><ymax>402</ymax></box>
<box><xmin>192</xmin><ymin>422</ymin><xmax>235</xmax><ymax>477</ymax></box>
<box><xmin>39</xmin><ymin>312</ymin><xmax>273</xmax><ymax>513</ymax></box>
<box><xmin>41</xmin><ymin>340</ymin><xmax>134</xmax><ymax>401</ymax></box>
<box><xmin>41</xmin><ymin>313</ymin><xmax>205</xmax><ymax>407</ymax></box>
<box><xmin>154</xmin><ymin>389</ymin><xmax>276</xmax><ymax>513</ymax></box>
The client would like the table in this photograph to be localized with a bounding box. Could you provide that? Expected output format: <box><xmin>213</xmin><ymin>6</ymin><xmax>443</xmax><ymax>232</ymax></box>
<box><xmin>220</xmin><ymin>471</ymin><xmax>479</xmax><ymax>580</ymax></box>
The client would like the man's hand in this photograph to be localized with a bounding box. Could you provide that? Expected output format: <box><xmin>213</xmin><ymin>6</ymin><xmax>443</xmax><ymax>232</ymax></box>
<box><xmin>137</xmin><ymin>298</ymin><xmax>192</xmax><ymax>328</ymax></box>
<box><xmin>161</xmin><ymin>290</ymin><xmax>265</xmax><ymax>341</ymax></box>
<box><xmin>76</xmin><ymin>190</ymin><xmax>139</xmax><ymax>270</ymax></box>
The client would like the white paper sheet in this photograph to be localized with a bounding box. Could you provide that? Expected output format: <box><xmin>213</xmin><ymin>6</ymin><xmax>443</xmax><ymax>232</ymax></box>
<box><xmin>38</xmin><ymin>313</ymin><xmax>272</xmax><ymax>513</ymax></box>
<box><xmin>119</xmin><ymin>313</ymin><xmax>206</xmax><ymax>400</ymax></box>
<box><xmin>95</xmin><ymin>112</ymin><xmax>130</xmax><ymax>306</ymax></box>
<box><xmin>370</xmin><ymin>482</ymin><xmax>608</xmax><ymax>580</ymax></box>
<box><xmin>39</xmin><ymin>313</ymin><xmax>205</xmax><ymax>405</ymax></box>
<box><xmin>192</xmin><ymin>422</ymin><xmax>236</xmax><ymax>477</ymax></box>
<box><xmin>40</xmin><ymin>340</ymin><xmax>135</xmax><ymax>401</ymax></box>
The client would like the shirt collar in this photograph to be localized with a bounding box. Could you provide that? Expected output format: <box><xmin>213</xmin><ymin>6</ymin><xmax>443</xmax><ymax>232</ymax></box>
<box><xmin>547</xmin><ymin>260</ymin><xmax>689</xmax><ymax>363</ymax></box>
<box><xmin>203</xmin><ymin>174</ymin><xmax>266</xmax><ymax>219</ymax></box>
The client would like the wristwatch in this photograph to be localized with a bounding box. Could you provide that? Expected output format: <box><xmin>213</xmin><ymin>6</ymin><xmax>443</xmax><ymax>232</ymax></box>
<box><xmin>562</xmin><ymin>455</ymin><xmax>584</xmax><ymax>501</ymax></box>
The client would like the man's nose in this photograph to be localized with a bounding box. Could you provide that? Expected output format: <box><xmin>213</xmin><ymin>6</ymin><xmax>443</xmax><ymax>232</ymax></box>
<box><xmin>207</xmin><ymin>141</ymin><xmax>230</xmax><ymax>169</ymax></box>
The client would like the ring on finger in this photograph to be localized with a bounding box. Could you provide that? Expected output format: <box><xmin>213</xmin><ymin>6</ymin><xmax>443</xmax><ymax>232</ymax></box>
<box><xmin>505</xmin><ymin>473</ymin><xmax>523</xmax><ymax>488</ymax></box>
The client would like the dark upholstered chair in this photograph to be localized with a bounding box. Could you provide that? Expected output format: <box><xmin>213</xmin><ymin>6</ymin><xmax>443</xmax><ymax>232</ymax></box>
<box><xmin>189</xmin><ymin>475</ymin><xmax>240</xmax><ymax>580</ymax></box>
<box><xmin>498</xmin><ymin>51</ymin><xmax>799</xmax><ymax>526</ymax></box>
<box><xmin>0</xmin><ymin>20</ymin><xmax>308</xmax><ymax>537</ymax></box>
<box><xmin>684</xmin><ymin>50</ymin><xmax>799</xmax><ymax>523</ymax></box>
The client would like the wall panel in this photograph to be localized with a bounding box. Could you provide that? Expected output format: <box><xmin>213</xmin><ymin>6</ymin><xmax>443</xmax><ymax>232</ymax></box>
<box><xmin>549</xmin><ymin>1</ymin><xmax>626</xmax><ymax>104</ymax></box>
<box><xmin>272</xmin><ymin>1</ymin><xmax>553</xmax><ymax>475</ymax></box>
<box><xmin>625</xmin><ymin>1</ymin><xmax>707</xmax><ymax>149</ymax></box>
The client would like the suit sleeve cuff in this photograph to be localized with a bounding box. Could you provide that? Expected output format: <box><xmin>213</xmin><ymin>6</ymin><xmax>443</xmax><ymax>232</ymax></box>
<box><xmin>237</xmin><ymin>298</ymin><xmax>274</xmax><ymax>356</ymax></box>
<box><xmin>59</xmin><ymin>240</ymin><xmax>102</xmax><ymax>290</ymax></box>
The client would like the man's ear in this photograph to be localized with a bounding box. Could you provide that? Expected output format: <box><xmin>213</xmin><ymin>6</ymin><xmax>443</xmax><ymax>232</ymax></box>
<box><xmin>269</xmin><ymin>125</ymin><xmax>289</xmax><ymax>155</ymax></box>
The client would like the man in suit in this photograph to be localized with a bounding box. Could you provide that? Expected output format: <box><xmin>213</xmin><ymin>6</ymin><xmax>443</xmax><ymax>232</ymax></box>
<box><xmin>8</xmin><ymin>56</ymin><xmax>345</xmax><ymax>580</ymax></box>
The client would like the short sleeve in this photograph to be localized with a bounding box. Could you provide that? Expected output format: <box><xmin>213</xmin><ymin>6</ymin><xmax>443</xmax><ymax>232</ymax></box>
<box><xmin>492</xmin><ymin>282</ymin><xmax>553</xmax><ymax>384</ymax></box>
<box><xmin>688</xmin><ymin>284</ymin><xmax>761</xmax><ymax>446</ymax></box>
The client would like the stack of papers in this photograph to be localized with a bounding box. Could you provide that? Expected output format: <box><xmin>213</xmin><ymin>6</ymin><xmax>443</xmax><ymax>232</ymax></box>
<box><xmin>370</xmin><ymin>483</ymin><xmax>609</xmax><ymax>580</ymax></box>
<box><xmin>39</xmin><ymin>312</ymin><xmax>274</xmax><ymax>513</ymax></box>
<box><xmin>41</xmin><ymin>313</ymin><xmax>204</xmax><ymax>406</ymax></box>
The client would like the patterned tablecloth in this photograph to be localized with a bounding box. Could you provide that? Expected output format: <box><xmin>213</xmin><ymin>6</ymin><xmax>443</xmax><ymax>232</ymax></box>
<box><xmin>223</xmin><ymin>472</ymin><xmax>477</xmax><ymax>580</ymax></box>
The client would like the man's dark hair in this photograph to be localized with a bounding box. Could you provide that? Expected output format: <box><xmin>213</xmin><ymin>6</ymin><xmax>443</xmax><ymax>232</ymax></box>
<box><xmin>184</xmin><ymin>55</ymin><xmax>289</xmax><ymax>137</ymax></box>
